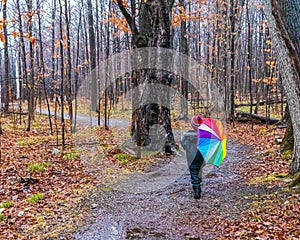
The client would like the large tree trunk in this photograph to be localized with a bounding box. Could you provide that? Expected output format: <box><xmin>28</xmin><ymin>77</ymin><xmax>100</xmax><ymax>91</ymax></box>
<box><xmin>264</xmin><ymin>0</ymin><xmax>300</xmax><ymax>174</ymax></box>
<box><xmin>116</xmin><ymin>0</ymin><xmax>176</xmax><ymax>156</ymax></box>
<box><xmin>281</xmin><ymin>106</ymin><xmax>294</xmax><ymax>152</ymax></box>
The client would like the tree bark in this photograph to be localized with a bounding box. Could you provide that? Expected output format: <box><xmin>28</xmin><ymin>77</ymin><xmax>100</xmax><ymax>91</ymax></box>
<box><xmin>87</xmin><ymin>0</ymin><xmax>97</xmax><ymax>111</ymax></box>
<box><xmin>26</xmin><ymin>0</ymin><xmax>35</xmax><ymax>131</ymax></box>
<box><xmin>281</xmin><ymin>106</ymin><xmax>294</xmax><ymax>152</ymax></box>
<box><xmin>64</xmin><ymin>0</ymin><xmax>73</xmax><ymax>126</ymax></box>
<box><xmin>225</xmin><ymin>0</ymin><xmax>237</xmax><ymax>121</ymax></box>
<box><xmin>264</xmin><ymin>0</ymin><xmax>300</xmax><ymax>174</ymax></box>
<box><xmin>116</xmin><ymin>0</ymin><xmax>176</xmax><ymax>156</ymax></box>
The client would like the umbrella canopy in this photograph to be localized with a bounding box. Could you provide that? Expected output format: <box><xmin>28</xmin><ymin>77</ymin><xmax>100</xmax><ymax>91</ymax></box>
<box><xmin>197</xmin><ymin>118</ymin><xmax>226</xmax><ymax>167</ymax></box>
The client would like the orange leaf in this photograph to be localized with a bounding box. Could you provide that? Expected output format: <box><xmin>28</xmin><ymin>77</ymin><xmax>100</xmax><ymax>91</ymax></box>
<box><xmin>178</xmin><ymin>6</ymin><xmax>185</xmax><ymax>12</ymax></box>
<box><xmin>122</xmin><ymin>0</ymin><xmax>128</xmax><ymax>7</ymax></box>
<box><xmin>266</xmin><ymin>40</ymin><xmax>272</xmax><ymax>45</ymax></box>
<box><xmin>0</xmin><ymin>32</ymin><xmax>5</xmax><ymax>43</ymax></box>
<box><xmin>12</xmin><ymin>31</ymin><xmax>18</xmax><ymax>38</ymax></box>
<box><xmin>252</xmin><ymin>78</ymin><xmax>261</xmax><ymax>83</ymax></box>
<box><xmin>29</xmin><ymin>36</ymin><xmax>35</xmax><ymax>44</ymax></box>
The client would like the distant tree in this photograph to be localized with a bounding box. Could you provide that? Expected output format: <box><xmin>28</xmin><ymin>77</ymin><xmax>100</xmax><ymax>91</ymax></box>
<box><xmin>64</xmin><ymin>0</ymin><xmax>73</xmax><ymax>126</ymax></box>
<box><xmin>3</xmin><ymin>0</ymin><xmax>9</xmax><ymax>114</ymax></box>
<box><xmin>87</xmin><ymin>0</ymin><xmax>97</xmax><ymax>111</ymax></box>
<box><xmin>177</xmin><ymin>0</ymin><xmax>189</xmax><ymax>120</ymax></box>
<box><xmin>26</xmin><ymin>0</ymin><xmax>35</xmax><ymax>131</ymax></box>
<box><xmin>58</xmin><ymin>0</ymin><xmax>65</xmax><ymax>148</ymax></box>
<box><xmin>37</xmin><ymin>0</ymin><xmax>53</xmax><ymax>133</ymax></box>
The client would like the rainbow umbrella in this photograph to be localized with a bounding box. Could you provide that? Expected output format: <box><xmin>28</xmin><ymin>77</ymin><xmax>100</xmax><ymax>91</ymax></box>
<box><xmin>197</xmin><ymin>118</ymin><xmax>226</xmax><ymax>167</ymax></box>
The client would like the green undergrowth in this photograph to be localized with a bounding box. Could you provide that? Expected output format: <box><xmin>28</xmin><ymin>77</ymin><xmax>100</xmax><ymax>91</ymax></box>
<box><xmin>31</xmin><ymin>118</ymin><xmax>49</xmax><ymax>130</ymax></box>
<box><xmin>0</xmin><ymin>200</ymin><xmax>14</xmax><ymax>209</ymax></box>
<box><xmin>28</xmin><ymin>193</ymin><xmax>45</xmax><ymax>203</ymax></box>
<box><xmin>281</xmin><ymin>149</ymin><xmax>293</xmax><ymax>161</ymax></box>
<box><xmin>111</xmin><ymin>108</ymin><xmax>132</xmax><ymax>119</ymax></box>
<box><xmin>63</xmin><ymin>150</ymin><xmax>80</xmax><ymax>160</ymax></box>
<box><xmin>115</xmin><ymin>153</ymin><xmax>130</xmax><ymax>164</ymax></box>
<box><xmin>235</xmin><ymin>105</ymin><xmax>282</xmax><ymax>119</ymax></box>
<box><xmin>17</xmin><ymin>135</ymin><xmax>62</xmax><ymax>146</ymax></box>
<box><xmin>28</xmin><ymin>162</ymin><xmax>51</xmax><ymax>172</ymax></box>
<box><xmin>250</xmin><ymin>172</ymin><xmax>290</xmax><ymax>185</ymax></box>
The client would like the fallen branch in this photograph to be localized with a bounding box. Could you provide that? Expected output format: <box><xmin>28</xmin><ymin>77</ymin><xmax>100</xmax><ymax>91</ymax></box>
<box><xmin>235</xmin><ymin>99</ymin><xmax>286</xmax><ymax>108</ymax></box>
<box><xmin>10</xmin><ymin>111</ymin><xmax>28</xmax><ymax>115</ymax></box>
<box><xmin>236</xmin><ymin>111</ymin><xmax>280</xmax><ymax>125</ymax></box>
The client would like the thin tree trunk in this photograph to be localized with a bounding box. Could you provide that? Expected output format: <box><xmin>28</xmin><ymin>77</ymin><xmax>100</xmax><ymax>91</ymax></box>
<box><xmin>59</xmin><ymin>0</ymin><xmax>65</xmax><ymax>149</ymax></box>
<box><xmin>87</xmin><ymin>0</ymin><xmax>97</xmax><ymax>111</ymax></box>
<box><xmin>72</xmin><ymin>5</ymin><xmax>82</xmax><ymax>132</ymax></box>
<box><xmin>64</xmin><ymin>0</ymin><xmax>73</xmax><ymax>127</ymax></box>
<box><xmin>26</xmin><ymin>0</ymin><xmax>35</xmax><ymax>131</ymax></box>
<box><xmin>37</xmin><ymin>0</ymin><xmax>53</xmax><ymax>134</ymax></box>
<box><xmin>3</xmin><ymin>0</ymin><xmax>9</xmax><ymax>114</ymax></box>
<box><xmin>177</xmin><ymin>0</ymin><xmax>189</xmax><ymax>120</ymax></box>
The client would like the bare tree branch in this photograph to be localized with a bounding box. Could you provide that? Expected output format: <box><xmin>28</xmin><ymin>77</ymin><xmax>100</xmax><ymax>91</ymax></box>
<box><xmin>115</xmin><ymin>0</ymin><xmax>138</xmax><ymax>34</ymax></box>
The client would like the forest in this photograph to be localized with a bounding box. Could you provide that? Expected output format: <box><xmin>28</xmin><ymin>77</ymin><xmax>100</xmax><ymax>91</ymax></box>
<box><xmin>0</xmin><ymin>0</ymin><xmax>299</xmax><ymax>239</ymax></box>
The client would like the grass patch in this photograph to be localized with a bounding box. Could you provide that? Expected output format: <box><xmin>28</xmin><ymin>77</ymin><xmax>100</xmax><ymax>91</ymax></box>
<box><xmin>0</xmin><ymin>213</ymin><xmax>4</xmax><ymax>221</ymax></box>
<box><xmin>31</xmin><ymin>118</ymin><xmax>48</xmax><ymax>130</ymax></box>
<box><xmin>259</xmin><ymin>128</ymin><xmax>268</xmax><ymax>135</ymax></box>
<box><xmin>17</xmin><ymin>138</ymin><xmax>38</xmax><ymax>146</ymax></box>
<box><xmin>281</xmin><ymin>150</ymin><xmax>293</xmax><ymax>161</ymax></box>
<box><xmin>17</xmin><ymin>135</ymin><xmax>59</xmax><ymax>146</ymax></box>
<box><xmin>0</xmin><ymin>200</ymin><xmax>14</xmax><ymax>209</ymax></box>
<box><xmin>28</xmin><ymin>162</ymin><xmax>51</xmax><ymax>172</ymax></box>
<box><xmin>235</xmin><ymin>105</ymin><xmax>282</xmax><ymax>118</ymax></box>
<box><xmin>115</xmin><ymin>153</ymin><xmax>129</xmax><ymax>164</ymax></box>
<box><xmin>111</xmin><ymin>108</ymin><xmax>132</xmax><ymax>119</ymax></box>
<box><xmin>28</xmin><ymin>193</ymin><xmax>44</xmax><ymax>203</ymax></box>
<box><xmin>250</xmin><ymin>173</ymin><xmax>289</xmax><ymax>185</ymax></box>
<box><xmin>63</xmin><ymin>150</ymin><xmax>79</xmax><ymax>160</ymax></box>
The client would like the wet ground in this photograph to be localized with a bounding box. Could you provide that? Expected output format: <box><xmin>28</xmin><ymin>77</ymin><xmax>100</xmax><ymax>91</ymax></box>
<box><xmin>57</xmin><ymin>141</ymin><xmax>268</xmax><ymax>240</ymax></box>
<box><xmin>34</xmin><ymin>113</ymin><xmax>283</xmax><ymax>239</ymax></box>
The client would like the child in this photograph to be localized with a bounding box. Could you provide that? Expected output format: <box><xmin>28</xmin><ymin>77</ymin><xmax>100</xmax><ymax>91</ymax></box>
<box><xmin>180</xmin><ymin>115</ymin><xmax>205</xmax><ymax>199</ymax></box>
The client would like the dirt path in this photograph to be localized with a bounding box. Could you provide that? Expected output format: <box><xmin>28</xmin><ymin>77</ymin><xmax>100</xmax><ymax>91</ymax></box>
<box><xmin>35</xmin><ymin>113</ymin><xmax>286</xmax><ymax>239</ymax></box>
<box><xmin>60</xmin><ymin>140</ymin><xmax>276</xmax><ymax>240</ymax></box>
